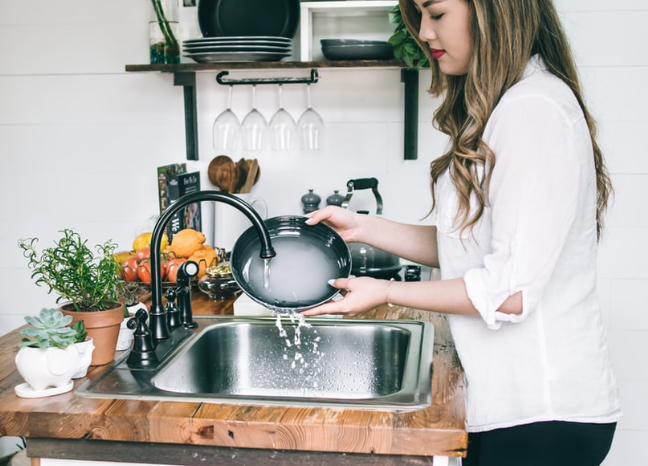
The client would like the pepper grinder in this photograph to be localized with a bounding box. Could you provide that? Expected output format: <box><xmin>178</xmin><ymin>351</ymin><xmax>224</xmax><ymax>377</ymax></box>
<box><xmin>301</xmin><ymin>189</ymin><xmax>321</xmax><ymax>214</ymax></box>
<box><xmin>326</xmin><ymin>190</ymin><xmax>344</xmax><ymax>207</ymax></box>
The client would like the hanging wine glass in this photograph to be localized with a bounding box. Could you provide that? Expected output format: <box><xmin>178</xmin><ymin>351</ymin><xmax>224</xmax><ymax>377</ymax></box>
<box><xmin>241</xmin><ymin>85</ymin><xmax>267</xmax><ymax>151</ymax></box>
<box><xmin>212</xmin><ymin>85</ymin><xmax>241</xmax><ymax>152</ymax></box>
<box><xmin>268</xmin><ymin>84</ymin><xmax>297</xmax><ymax>151</ymax></box>
<box><xmin>297</xmin><ymin>83</ymin><xmax>325</xmax><ymax>151</ymax></box>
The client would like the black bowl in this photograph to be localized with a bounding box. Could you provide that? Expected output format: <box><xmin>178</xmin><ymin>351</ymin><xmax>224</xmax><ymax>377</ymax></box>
<box><xmin>321</xmin><ymin>43</ymin><xmax>394</xmax><ymax>61</ymax></box>
<box><xmin>231</xmin><ymin>216</ymin><xmax>351</xmax><ymax>313</ymax></box>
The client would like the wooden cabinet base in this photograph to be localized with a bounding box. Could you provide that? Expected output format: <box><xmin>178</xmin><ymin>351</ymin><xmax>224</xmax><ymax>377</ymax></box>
<box><xmin>27</xmin><ymin>438</ymin><xmax>441</xmax><ymax>465</ymax></box>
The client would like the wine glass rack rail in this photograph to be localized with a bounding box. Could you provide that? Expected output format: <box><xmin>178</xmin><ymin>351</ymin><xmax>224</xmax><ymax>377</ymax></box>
<box><xmin>124</xmin><ymin>61</ymin><xmax>419</xmax><ymax>161</ymax></box>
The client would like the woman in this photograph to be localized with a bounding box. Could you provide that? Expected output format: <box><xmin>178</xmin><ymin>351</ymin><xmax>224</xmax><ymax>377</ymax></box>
<box><xmin>303</xmin><ymin>0</ymin><xmax>622</xmax><ymax>464</ymax></box>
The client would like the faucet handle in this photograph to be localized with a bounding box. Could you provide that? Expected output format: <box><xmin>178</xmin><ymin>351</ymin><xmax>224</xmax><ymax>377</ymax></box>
<box><xmin>165</xmin><ymin>288</ymin><xmax>177</xmax><ymax>302</ymax></box>
<box><xmin>126</xmin><ymin>309</ymin><xmax>159</xmax><ymax>368</ymax></box>
<box><xmin>165</xmin><ymin>288</ymin><xmax>181</xmax><ymax>331</ymax></box>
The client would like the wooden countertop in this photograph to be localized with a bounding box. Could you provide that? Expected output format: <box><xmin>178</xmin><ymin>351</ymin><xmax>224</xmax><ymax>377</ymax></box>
<box><xmin>0</xmin><ymin>295</ymin><xmax>466</xmax><ymax>462</ymax></box>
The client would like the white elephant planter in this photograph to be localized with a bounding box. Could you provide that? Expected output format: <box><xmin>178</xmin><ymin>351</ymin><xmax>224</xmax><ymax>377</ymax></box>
<box><xmin>72</xmin><ymin>337</ymin><xmax>95</xmax><ymax>379</ymax></box>
<box><xmin>116</xmin><ymin>303</ymin><xmax>146</xmax><ymax>351</ymax></box>
<box><xmin>14</xmin><ymin>341</ymin><xmax>94</xmax><ymax>398</ymax></box>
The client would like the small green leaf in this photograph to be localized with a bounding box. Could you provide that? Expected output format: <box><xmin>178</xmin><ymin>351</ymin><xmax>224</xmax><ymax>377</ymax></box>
<box><xmin>388</xmin><ymin>31</ymin><xmax>406</xmax><ymax>46</ymax></box>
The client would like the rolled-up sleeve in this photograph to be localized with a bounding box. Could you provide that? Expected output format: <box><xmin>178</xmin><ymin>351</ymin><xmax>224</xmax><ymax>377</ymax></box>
<box><xmin>463</xmin><ymin>94</ymin><xmax>591</xmax><ymax>329</ymax></box>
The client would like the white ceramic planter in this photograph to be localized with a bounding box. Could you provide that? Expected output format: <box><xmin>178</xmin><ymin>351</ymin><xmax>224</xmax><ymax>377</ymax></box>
<box><xmin>72</xmin><ymin>337</ymin><xmax>95</xmax><ymax>379</ymax></box>
<box><xmin>15</xmin><ymin>343</ymin><xmax>92</xmax><ymax>395</ymax></box>
<box><xmin>116</xmin><ymin>319</ymin><xmax>134</xmax><ymax>351</ymax></box>
<box><xmin>116</xmin><ymin>303</ymin><xmax>146</xmax><ymax>351</ymax></box>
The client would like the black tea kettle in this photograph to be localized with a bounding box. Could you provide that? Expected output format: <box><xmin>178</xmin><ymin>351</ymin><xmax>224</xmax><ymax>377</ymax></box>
<box><xmin>342</xmin><ymin>178</ymin><xmax>403</xmax><ymax>280</ymax></box>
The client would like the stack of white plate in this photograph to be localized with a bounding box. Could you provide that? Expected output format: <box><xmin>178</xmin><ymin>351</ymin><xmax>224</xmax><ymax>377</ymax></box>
<box><xmin>183</xmin><ymin>36</ymin><xmax>292</xmax><ymax>63</ymax></box>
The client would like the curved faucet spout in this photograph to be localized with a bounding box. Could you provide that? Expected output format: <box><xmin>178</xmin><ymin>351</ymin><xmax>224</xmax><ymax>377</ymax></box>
<box><xmin>148</xmin><ymin>190</ymin><xmax>275</xmax><ymax>340</ymax></box>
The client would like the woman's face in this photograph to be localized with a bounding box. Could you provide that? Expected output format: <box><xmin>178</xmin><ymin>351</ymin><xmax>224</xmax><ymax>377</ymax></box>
<box><xmin>413</xmin><ymin>0</ymin><xmax>472</xmax><ymax>75</ymax></box>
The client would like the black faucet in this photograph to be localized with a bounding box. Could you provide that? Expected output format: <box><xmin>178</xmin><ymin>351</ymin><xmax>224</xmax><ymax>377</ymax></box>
<box><xmin>148</xmin><ymin>190</ymin><xmax>276</xmax><ymax>341</ymax></box>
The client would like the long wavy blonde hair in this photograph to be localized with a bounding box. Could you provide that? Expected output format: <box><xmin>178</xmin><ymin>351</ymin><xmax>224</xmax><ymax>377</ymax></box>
<box><xmin>399</xmin><ymin>0</ymin><xmax>612</xmax><ymax>238</ymax></box>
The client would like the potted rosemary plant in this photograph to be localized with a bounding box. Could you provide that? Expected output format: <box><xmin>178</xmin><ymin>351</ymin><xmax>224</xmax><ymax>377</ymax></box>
<box><xmin>15</xmin><ymin>308</ymin><xmax>94</xmax><ymax>397</ymax></box>
<box><xmin>18</xmin><ymin>229</ymin><xmax>124</xmax><ymax>366</ymax></box>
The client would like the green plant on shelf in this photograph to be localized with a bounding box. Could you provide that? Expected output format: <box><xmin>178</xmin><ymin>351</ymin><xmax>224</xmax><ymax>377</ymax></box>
<box><xmin>151</xmin><ymin>0</ymin><xmax>180</xmax><ymax>64</ymax></box>
<box><xmin>388</xmin><ymin>5</ymin><xmax>430</xmax><ymax>68</ymax></box>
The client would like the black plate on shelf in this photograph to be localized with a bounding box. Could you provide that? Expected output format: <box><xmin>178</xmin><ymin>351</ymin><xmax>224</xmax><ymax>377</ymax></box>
<box><xmin>184</xmin><ymin>51</ymin><xmax>292</xmax><ymax>63</ymax></box>
<box><xmin>198</xmin><ymin>0</ymin><xmax>300</xmax><ymax>38</ymax></box>
<box><xmin>184</xmin><ymin>36</ymin><xmax>292</xmax><ymax>47</ymax></box>
<box><xmin>184</xmin><ymin>44</ymin><xmax>291</xmax><ymax>53</ymax></box>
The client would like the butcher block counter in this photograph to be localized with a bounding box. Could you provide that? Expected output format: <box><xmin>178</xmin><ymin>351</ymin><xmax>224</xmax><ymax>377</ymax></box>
<box><xmin>0</xmin><ymin>294</ymin><xmax>467</xmax><ymax>466</ymax></box>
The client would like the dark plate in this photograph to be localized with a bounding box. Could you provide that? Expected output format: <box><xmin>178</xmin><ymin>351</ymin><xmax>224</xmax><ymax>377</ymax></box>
<box><xmin>184</xmin><ymin>36</ymin><xmax>292</xmax><ymax>44</ymax></box>
<box><xmin>198</xmin><ymin>0</ymin><xmax>299</xmax><ymax>38</ymax></box>
<box><xmin>322</xmin><ymin>43</ymin><xmax>394</xmax><ymax>61</ymax></box>
<box><xmin>184</xmin><ymin>44</ymin><xmax>291</xmax><ymax>53</ymax></box>
<box><xmin>231</xmin><ymin>216</ymin><xmax>352</xmax><ymax>314</ymax></box>
<box><xmin>184</xmin><ymin>51</ymin><xmax>291</xmax><ymax>63</ymax></box>
<box><xmin>183</xmin><ymin>40</ymin><xmax>292</xmax><ymax>49</ymax></box>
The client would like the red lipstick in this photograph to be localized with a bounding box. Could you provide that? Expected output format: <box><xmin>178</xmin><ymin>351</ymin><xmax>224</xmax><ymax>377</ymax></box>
<box><xmin>431</xmin><ymin>48</ymin><xmax>446</xmax><ymax>60</ymax></box>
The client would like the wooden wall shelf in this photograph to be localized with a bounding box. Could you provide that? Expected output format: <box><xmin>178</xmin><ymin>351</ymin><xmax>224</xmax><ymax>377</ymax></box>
<box><xmin>125</xmin><ymin>60</ymin><xmax>406</xmax><ymax>72</ymax></box>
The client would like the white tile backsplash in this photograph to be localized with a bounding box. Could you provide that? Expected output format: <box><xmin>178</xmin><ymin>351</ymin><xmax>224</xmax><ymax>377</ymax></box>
<box><xmin>613</xmin><ymin>380</ymin><xmax>648</xmax><ymax>430</ymax></box>
<box><xmin>555</xmin><ymin>0</ymin><xmax>648</xmax><ymax>11</ymax></box>
<box><xmin>609</xmin><ymin>330</ymin><xmax>648</xmax><ymax>380</ymax></box>
<box><xmin>599</xmin><ymin>120</ymin><xmax>648</xmax><ymax>174</ymax></box>
<box><xmin>562</xmin><ymin>11</ymin><xmax>648</xmax><ymax>67</ymax></box>
<box><xmin>610</xmin><ymin>279</ymin><xmax>648</xmax><ymax>330</ymax></box>
<box><xmin>598</xmin><ymin>227</ymin><xmax>648</xmax><ymax>279</ymax></box>
<box><xmin>605</xmin><ymin>175</ymin><xmax>648</xmax><ymax>228</ymax></box>
<box><xmin>580</xmin><ymin>67</ymin><xmax>648</xmax><ymax>122</ymax></box>
<box><xmin>0</xmin><ymin>1</ymin><xmax>646</xmax><ymax>465</ymax></box>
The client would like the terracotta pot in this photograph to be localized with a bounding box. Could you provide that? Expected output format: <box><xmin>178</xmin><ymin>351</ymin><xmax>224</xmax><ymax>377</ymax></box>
<box><xmin>60</xmin><ymin>302</ymin><xmax>124</xmax><ymax>366</ymax></box>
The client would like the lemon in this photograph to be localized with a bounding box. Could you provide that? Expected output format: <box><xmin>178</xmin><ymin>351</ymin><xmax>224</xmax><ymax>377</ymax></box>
<box><xmin>112</xmin><ymin>250</ymin><xmax>135</xmax><ymax>265</ymax></box>
<box><xmin>133</xmin><ymin>232</ymin><xmax>169</xmax><ymax>251</ymax></box>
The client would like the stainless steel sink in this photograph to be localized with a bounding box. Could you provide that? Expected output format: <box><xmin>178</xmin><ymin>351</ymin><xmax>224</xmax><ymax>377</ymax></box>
<box><xmin>77</xmin><ymin>316</ymin><xmax>434</xmax><ymax>411</ymax></box>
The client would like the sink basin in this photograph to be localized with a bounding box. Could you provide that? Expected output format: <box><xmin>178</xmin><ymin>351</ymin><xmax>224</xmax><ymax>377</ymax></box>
<box><xmin>77</xmin><ymin>316</ymin><xmax>434</xmax><ymax>411</ymax></box>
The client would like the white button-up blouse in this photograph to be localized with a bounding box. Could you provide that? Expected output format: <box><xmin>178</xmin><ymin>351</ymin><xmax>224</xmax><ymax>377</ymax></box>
<box><xmin>435</xmin><ymin>56</ymin><xmax>622</xmax><ymax>432</ymax></box>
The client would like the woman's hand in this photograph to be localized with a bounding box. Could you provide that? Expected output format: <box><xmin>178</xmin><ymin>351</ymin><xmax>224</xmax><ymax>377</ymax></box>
<box><xmin>305</xmin><ymin>206</ymin><xmax>362</xmax><ymax>243</ymax></box>
<box><xmin>300</xmin><ymin>276</ymin><xmax>389</xmax><ymax>317</ymax></box>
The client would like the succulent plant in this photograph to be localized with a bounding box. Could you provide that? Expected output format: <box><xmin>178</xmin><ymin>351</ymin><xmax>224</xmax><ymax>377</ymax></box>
<box><xmin>71</xmin><ymin>320</ymin><xmax>87</xmax><ymax>343</ymax></box>
<box><xmin>20</xmin><ymin>308</ymin><xmax>79</xmax><ymax>349</ymax></box>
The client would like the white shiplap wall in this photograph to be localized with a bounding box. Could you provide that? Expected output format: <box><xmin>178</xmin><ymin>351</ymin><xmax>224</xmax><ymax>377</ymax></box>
<box><xmin>0</xmin><ymin>1</ymin><xmax>646</xmax><ymax>464</ymax></box>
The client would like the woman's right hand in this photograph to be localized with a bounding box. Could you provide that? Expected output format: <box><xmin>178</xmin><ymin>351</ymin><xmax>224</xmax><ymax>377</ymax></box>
<box><xmin>305</xmin><ymin>206</ymin><xmax>362</xmax><ymax>243</ymax></box>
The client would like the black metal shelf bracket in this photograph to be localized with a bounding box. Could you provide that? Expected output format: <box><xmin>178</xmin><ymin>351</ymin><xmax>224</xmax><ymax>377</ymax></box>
<box><xmin>401</xmin><ymin>68</ymin><xmax>419</xmax><ymax>161</ymax></box>
<box><xmin>173</xmin><ymin>72</ymin><xmax>199</xmax><ymax>161</ymax></box>
<box><xmin>215</xmin><ymin>68</ymin><xmax>319</xmax><ymax>86</ymax></box>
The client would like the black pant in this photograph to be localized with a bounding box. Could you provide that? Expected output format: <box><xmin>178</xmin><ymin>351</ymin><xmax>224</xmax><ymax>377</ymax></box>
<box><xmin>463</xmin><ymin>421</ymin><xmax>617</xmax><ymax>466</ymax></box>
